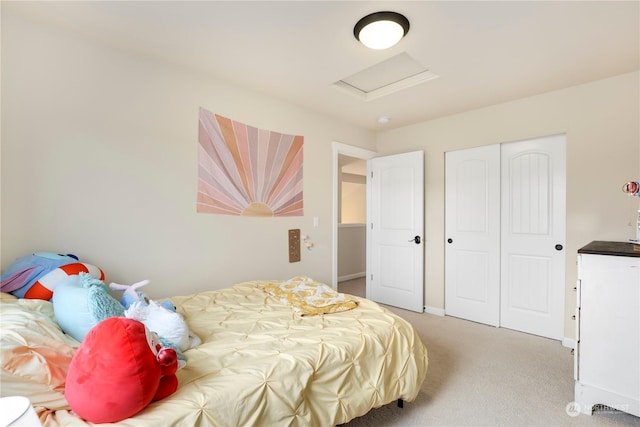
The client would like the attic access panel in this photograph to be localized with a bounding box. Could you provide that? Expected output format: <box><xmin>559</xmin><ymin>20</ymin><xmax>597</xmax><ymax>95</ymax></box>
<box><xmin>333</xmin><ymin>52</ymin><xmax>439</xmax><ymax>101</ymax></box>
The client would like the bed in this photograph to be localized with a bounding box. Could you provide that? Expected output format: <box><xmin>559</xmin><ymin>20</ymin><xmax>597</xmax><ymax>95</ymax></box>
<box><xmin>1</xmin><ymin>278</ymin><xmax>428</xmax><ymax>426</ymax></box>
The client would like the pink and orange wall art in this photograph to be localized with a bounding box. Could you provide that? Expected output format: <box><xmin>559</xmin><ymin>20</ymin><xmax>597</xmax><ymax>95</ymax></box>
<box><xmin>197</xmin><ymin>108</ymin><xmax>304</xmax><ymax>217</ymax></box>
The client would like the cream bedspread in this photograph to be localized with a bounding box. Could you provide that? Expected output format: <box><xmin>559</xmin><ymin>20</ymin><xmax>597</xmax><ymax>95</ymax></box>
<box><xmin>1</xmin><ymin>281</ymin><xmax>428</xmax><ymax>426</ymax></box>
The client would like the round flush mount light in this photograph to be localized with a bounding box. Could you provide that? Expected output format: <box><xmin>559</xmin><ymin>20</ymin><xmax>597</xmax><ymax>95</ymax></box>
<box><xmin>354</xmin><ymin>11</ymin><xmax>410</xmax><ymax>50</ymax></box>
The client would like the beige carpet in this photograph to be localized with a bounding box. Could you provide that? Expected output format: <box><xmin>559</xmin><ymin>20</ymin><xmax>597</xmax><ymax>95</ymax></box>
<box><xmin>338</xmin><ymin>278</ymin><xmax>640</xmax><ymax>427</ymax></box>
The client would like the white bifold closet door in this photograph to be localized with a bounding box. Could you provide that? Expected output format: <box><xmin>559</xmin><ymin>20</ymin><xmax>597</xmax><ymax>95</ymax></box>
<box><xmin>444</xmin><ymin>144</ymin><xmax>501</xmax><ymax>327</ymax></box>
<box><xmin>445</xmin><ymin>134</ymin><xmax>566</xmax><ymax>340</ymax></box>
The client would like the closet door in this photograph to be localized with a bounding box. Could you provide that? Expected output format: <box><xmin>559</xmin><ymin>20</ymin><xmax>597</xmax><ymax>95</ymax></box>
<box><xmin>500</xmin><ymin>135</ymin><xmax>566</xmax><ymax>340</ymax></box>
<box><xmin>445</xmin><ymin>145</ymin><xmax>500</xmax><ymax>326</ymax></box>
<box><xmin>445</xmin><ymin>135</ymin><xmax>566</xmax><ymax>341</ymax></box>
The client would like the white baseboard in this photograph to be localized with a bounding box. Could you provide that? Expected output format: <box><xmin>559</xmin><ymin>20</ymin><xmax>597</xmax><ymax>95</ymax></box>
<box><xmin>338</xmin><ymin>272</ymin><xmax>365</xmax><ymax>282</ymax></box>
<box><xmin>421</xmin><ymin>310</ymin><xmax>577</xmax><ymax>348</ymax></box>
<box><xmin>424</xmin><ymin>306</ymin><xmax>445</xmax><ymax>316</ymax></box>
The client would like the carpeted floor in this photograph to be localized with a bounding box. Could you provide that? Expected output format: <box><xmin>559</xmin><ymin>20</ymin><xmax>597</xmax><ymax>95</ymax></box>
<box><xmin>338</xmin><ymin>278</ymin><xmax>640</xmax><ymax>427</ymax></box>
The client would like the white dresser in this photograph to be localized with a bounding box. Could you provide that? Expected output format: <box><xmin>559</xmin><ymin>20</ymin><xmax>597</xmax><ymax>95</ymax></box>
<box><xmin>575</xmin><ymin>241</ymin><xmax>639</xmax><ymax>417</ymax></box>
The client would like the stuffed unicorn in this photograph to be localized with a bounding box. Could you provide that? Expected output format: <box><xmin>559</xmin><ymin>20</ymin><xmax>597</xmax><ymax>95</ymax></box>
<box><xmin>109</xmin><ymin>279</ymin><xmax>176</xmax><ymax>311</ymax></box>
<box><xmin>109</xmin><ymin>280</ymin><xmax>200</xmax><ymax>359</ymax></box>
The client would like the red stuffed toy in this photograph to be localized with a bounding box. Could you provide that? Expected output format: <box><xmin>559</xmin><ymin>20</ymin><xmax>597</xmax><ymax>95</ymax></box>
<box><xmin>65</xmin><ymin>317</ymin><xmax>178</xmax><ymax>423</ymax></box>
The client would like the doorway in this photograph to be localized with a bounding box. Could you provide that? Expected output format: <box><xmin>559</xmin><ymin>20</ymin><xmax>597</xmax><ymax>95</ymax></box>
<box><xmin>332</xmin><ymin>143</ymin><xmax>425</xmax><ymax>313</ymax></box>
<box><xmin>332</xmin><ymin>142</ymin><xmax>376</xmax><ymax>289</ymax></box>
<box><xmin>338</xmin><ymin>155</ymin><xmax>367</xmax><ymax>282</ymax></box>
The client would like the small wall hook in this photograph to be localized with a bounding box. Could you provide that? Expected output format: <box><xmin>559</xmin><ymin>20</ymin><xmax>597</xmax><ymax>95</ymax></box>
<box><xmin>301</xmin><ymin>234</ymin><xmax>314</xmax><ymax>250</ymax></box>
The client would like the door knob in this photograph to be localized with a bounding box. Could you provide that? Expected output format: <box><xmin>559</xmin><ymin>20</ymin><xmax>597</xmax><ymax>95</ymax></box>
<box><xmin>555</xmin><ymin>244</ymin><xmax>563</xmax><ymax>251</ymax></box>
<box><xmin>447</xmin><ymin>238</ymin><xmax>453</xmax><ymax>244</ymax></box>
<box><xmin>409</xmin><ymin>236</ymin><xmax>421</xmax><ymax>244</ymax></box>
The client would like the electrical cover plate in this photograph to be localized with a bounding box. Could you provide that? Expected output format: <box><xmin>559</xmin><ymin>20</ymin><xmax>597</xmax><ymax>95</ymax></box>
<box><xmin>289</xmin><ymin>229</ymin><xmax>300</xmax><ymax>263</ymax></box>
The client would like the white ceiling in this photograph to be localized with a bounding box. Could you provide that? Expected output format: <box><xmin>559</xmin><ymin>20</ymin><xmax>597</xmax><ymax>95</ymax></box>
<box><xmin>4</xmin><ymin>1</ymin><xmax>639</xmax><ymax>131</ymax></box>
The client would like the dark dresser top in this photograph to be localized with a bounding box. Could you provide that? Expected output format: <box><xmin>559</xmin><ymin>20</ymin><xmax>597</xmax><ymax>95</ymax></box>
<box><xmin>578</xmin><ymin>240</ymin><xmax>640</xmax><ymax>258</ymax></box>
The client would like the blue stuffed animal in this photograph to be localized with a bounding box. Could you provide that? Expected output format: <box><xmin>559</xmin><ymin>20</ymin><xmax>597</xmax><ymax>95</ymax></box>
<box><xmin>52</xmin><ymin>272</ymin><xmax>125</xmax><ymax>342</ymax></box>
<box><xmin>1</xmin><ymin>252</ymin><xmax>103</xmax><ymax>300</ymax></box>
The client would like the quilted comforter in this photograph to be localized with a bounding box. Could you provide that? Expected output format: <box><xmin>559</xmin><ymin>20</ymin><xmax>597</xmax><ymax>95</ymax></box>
<box><xmin>1</xmin><ymin>280</ymin><xmax>428</xmax><ymax>426</ymax></box>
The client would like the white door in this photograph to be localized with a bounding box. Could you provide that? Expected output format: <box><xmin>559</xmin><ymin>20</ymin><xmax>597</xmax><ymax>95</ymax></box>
<box><xmin>368</xmin><ymin>151</ymin><xmax>424</xmax><ymax>312</ymax></box>
<box><xmin>445</xmin><ymin>145</ymin><xmax>501</xmax><ymax>326</ymax></box>
<box><xmin>500</xmin><ymin>135</ymin><xmax>566</xmax><ymax>340</ymax></box>
<box><xmin>444</xmin><ymin>134</ymin><xmax>566</xmax><ymax>340</ymax></box>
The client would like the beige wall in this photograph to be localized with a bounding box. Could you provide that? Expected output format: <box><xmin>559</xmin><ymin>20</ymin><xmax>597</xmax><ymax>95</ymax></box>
<box><xmin>0</xmin><ymin>11</ymin><xmax>375</xmax><ymax>298</ymax></box>
<box><xmin>375</xmin><ymin>71</ymin><xmax>640</xmax><ymax>339</ymax></box>
<box><xmin>337</xmin><ymin>224</ymin><xmax>366</xmax><ymax>280</ymax></box>
<box><xmin>340</xmin><ymin>173</ymin><xmax>366</xmax><ymax>224</ymax></box>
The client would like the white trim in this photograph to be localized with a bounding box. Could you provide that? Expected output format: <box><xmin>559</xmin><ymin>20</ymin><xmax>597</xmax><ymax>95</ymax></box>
<box><xmin>562</xmin><ymin>337</ymin><xmax>576</xmax><ymax>349</ymax></box>
<box><xmin>338</xmin><ymin>272</ymin><xmax>366</xmax><ymax>282</ymax></box>
<box><xmin>424</xmin><ymin>306</ymin><xmax>445</xmax><ymax>317</ymax></box>
<box><xmin>333</xmin><ymin>70</ymin><xmax>439</xmax><ymax>102</ymax></box>
<box><xmin>332</xmin><ymin>141</ymin><xmax>377</xmax><ymax>289</ymax></box>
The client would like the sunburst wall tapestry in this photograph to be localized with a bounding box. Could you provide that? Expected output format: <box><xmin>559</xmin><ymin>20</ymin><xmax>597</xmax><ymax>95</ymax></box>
<box><xmin>197</xmin><ymin>107</ymin><xmax>304</xmax><ymax>217</ymax></box>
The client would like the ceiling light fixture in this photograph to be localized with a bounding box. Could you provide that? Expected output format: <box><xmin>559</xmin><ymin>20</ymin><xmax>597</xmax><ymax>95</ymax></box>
<box><xmin>354</xmin><ymin>11</ymin><xmax>410</xmax><ymax>50</ymax></box>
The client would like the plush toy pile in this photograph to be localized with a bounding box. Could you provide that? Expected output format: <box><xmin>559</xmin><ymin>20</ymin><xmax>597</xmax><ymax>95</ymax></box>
<box><xmin>0</xmin><ymin>251</ymin><xmax>198</xmax><ymax>423</ymax></box>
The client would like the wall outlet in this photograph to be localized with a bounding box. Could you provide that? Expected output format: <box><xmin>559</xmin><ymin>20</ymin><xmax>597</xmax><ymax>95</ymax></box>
<box><xmin>288</xmin><ymin>229</ymin><xmax>301</xmax><ymax>263</ymax></box>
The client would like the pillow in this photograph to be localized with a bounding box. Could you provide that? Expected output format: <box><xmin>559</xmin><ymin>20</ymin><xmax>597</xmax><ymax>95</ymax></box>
<box><xmin>0</xmin><ymin>298</ymin><xmax>79</xmax><ymax>410</ymax></box>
